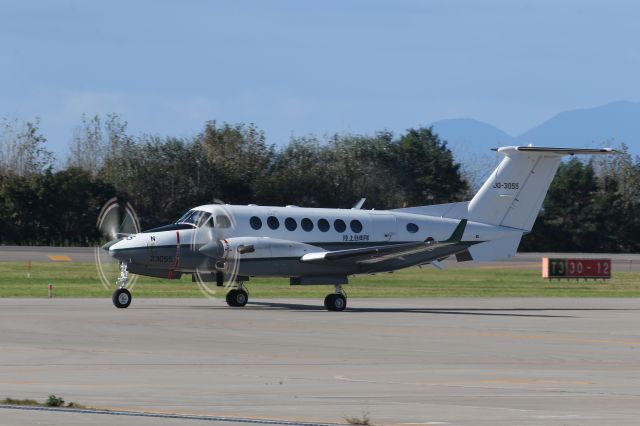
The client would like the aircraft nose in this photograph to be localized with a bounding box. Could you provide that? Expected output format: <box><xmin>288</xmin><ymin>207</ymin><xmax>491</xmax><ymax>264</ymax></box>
<box><xmin>102</xmin><ymin>239</ymin><xmax>120</xmax><ymax>251</ymax></box>
<box><xmin>105</xmin><ymin>239</ymin><xmax>129</xmax><ymax>261</ymax></box>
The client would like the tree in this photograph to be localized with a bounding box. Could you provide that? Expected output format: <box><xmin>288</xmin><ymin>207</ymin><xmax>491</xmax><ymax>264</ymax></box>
<box><xmin>0</xmin><ymin>169</ymin><xmax>117</xmax><ymax>245</ymax></box>
<box><xmin>67</xmin><ymin>114</ymin><xmax>105</xmax><ymax>175</ymax></box>
<box><xmin>522</xmin><ymin>158</ymin><xmax>607</xmax><ymax>252</ymax></box>
<box><xmin>321</xmin><ymin>132</ymin><xmax>402</xmax><ymax>208</ymax></box>
<box><xmin>594</xmin><ymin>144</ymin><xmax>640</xmax><ymax>252</ymax></box>
<box><xmin>197</xmin><ymin>121</ymin><xmax>274</xmax><ymax>204</ymax></box>
<box><xmin>0</xmin><ymin>117</ymin><xmax>54</xmax><ymax>177</ymax></box>
<box><xmin>261</xmin><ymin>136</ymin><xmax>329</xmax><ymax>207</ymax></box>
<box><xmin>393</xmin><ymin>127</ymin><xmax>469</xmax><ymax>205</ymax></box>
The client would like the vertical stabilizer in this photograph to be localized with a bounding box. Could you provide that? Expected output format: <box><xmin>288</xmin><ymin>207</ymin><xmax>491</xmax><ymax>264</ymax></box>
<box><xmin>467</xmin><ymin>146</ymin><xmax>614</xmax><ymax>232</ymax></box>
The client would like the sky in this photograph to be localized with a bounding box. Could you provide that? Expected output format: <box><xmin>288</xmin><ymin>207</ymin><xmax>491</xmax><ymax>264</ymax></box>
<box><xmin>2</xmin><ymin>0</ymin><xmax>640</xmax><ymax>158</ymax></box>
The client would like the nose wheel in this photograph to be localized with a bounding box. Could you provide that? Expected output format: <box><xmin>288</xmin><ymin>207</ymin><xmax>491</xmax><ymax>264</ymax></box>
<box><xmin>112</xmin><ymin>288</ymin><xmax>132</xmax><ymax>308</ymax></box>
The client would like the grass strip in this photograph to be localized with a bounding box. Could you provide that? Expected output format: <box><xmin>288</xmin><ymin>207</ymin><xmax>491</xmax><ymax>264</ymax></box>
<box><xmin>1</xmin><ymin>261</ymin><xmax>639</xmax><ymax>298</ymax></box>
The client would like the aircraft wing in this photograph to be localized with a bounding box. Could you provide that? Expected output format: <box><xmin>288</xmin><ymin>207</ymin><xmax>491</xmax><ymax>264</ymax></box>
<box><xmin>300</xmin><ymin>220</ymin><xmax>467</xmax><ymax>265</ymax></box>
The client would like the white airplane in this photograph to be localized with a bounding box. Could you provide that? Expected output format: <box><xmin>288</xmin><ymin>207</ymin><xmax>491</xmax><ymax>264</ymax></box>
<box><xmin>104</xmin><ymin>146</ymin><xmax>614</xmax><ymax>311</ymax></box>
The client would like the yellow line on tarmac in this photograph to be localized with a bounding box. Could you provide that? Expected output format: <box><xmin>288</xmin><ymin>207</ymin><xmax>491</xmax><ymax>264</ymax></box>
<box><xmin>47</xmin><ymin>255</ymin><xmax>71</xmax><ymax>262</ymax></box>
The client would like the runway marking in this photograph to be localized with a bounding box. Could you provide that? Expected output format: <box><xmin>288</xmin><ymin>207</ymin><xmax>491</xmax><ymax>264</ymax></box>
<box><xmin>47</xmin><ymin>255</ymin><xmax>71</xmax><ymax>262</ymax></box>
<box><xmin>0</xmin><ymin>405</ymin><xmax>343</xmax><ymax>426</ymax></box>
<box><xmin>457</xmin><ymin>331</ymin><xmax>640</xmax><ymax>346</ymax></box>
<box><xmin>335</xmin><ymin>375</ymin><xmax>592</xmax><ymax>388</ymax></box>
<box><xmin>334</xmin><ymin>375</ymin><xmax>429</xmax><ymax>386</ymax></box>
<box><xmin>534</xmin><ymin>414</ymin><xmax>581</xmax><ymax>419</ymax></box>
<box><xmin>481</xmin><ymin>379</ymin><xmax>592</xmax><ymax>385</ymax></box>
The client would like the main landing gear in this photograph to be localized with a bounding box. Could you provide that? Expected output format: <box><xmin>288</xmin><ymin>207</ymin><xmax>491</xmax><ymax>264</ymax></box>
<box><xmin>324</xmin><ymin>285</ymin><xmax>347</xmax><ymax>312</ymax></box>
<box><xmin>225</xmin><ymin>282</ymin><xmax>249</xmax><ymax>307</ymax></box>
<box><xmin>112</xmin><ymin>262</ymin><xmax>132</xmax><ymax>309</ymax></box>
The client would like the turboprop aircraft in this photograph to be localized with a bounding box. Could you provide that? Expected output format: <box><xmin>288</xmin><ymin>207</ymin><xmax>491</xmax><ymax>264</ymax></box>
<box><xmin>104</xmin><ymin>146</ymin><xmax>614</xmax><ymax>311</ymax></box>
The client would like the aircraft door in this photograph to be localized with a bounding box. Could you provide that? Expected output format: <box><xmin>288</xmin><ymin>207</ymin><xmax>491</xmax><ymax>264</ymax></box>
<box><xmin>370</xmin><ymin>213</ymin><xmax>397</xmax><ymax>242</ymax></box>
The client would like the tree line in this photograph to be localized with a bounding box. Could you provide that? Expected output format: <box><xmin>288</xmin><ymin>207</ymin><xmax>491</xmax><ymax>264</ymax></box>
<box><xmin>0</xmin><ymin>115</ymin><xmax>638</xmax><ymax>252</ymax></box>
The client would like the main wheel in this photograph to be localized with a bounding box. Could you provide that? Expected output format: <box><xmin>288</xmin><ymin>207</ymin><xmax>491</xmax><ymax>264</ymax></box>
<box><xmin>324</xmin><ymin>293</ymin><xmax>346</xmax><ymax>311</ymax></box>
<box><xmin>226</xmin><ymin>289</ymin><xmax>248</xmax><ymax>307</ymax></box>
<box><xmin>112</xmin><ymin>288</ymin><xmax>132</xmax><ymax>309</ymax></box>
<box><xmin>324</xmin><ymin>294</ymin><xmax>335</xmax><ymax>310</ymax></box>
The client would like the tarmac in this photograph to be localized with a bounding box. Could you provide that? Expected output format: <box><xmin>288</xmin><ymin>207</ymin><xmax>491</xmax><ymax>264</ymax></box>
<box><xmin>1</xmin><ymin>297</ymin><xmax>640</xmax><ymax>425</ymax></box>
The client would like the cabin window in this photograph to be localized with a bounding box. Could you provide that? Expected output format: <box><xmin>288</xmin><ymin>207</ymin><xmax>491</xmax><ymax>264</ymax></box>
<box><xmin>334</xmin><ymin>219</ymin><xmax>346</xmax><ymax>233</ymax></box>
<box><xmin>301</xmin><ymin>218</ymin><xmax>313</xmax><ymax>232</ymax></box>
<box><xmin>407</xmin><ymin>223</ymin><xmax>419</xmax><ymax>233</ymax></box>
<box><xmin>215</xmin><ymin>215</ymin><xmax>232</xmax><ymax>228</ymax></box>
<box><xmin>350</xmin><ymin>219</ymin><xmax>363</xmax><ymax>233</ymax></box>
<box><xmin>267</xmin><ymin>216</ymin><xmax>280</xmax><ymax>230</ymax></box>
<box><xmin>285</xmin><ymin>217</ymin><xmax>297</xmax><ymax>231</ymax></box>
<box><xmin>317</xmin><ymin>218</ymin><xmax>330</xmax><ymax>232</ymax></box>
<box><xmin>250</xmin><ymin>216</ymin><xmax>262</xmax><ymax>230</ymax></box>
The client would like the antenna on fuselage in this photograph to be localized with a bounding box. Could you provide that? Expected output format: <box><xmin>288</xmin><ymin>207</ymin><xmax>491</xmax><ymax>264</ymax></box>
<box><xmin>351</xmin><ymin>198</ymin><xmax>366</xmax><ymax>209</ymax></box>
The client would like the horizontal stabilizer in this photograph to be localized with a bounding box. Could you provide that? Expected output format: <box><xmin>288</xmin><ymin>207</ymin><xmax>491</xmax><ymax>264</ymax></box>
<box><xmin>467</xmin><ymin>234</ymin><xmax>522</xmax><ymax>262</ymax></box>
<box><xmin>492</xmin><ymin>146</ymin><xmax>616</xmax><ymax>155</ymax></box>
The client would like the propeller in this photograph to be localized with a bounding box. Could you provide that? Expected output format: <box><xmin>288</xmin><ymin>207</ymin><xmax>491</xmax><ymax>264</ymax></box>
<box><xmin>94</xmin><ymin>197</ymin><xmax>141</xmax><ymax>290</ymax></box>
<box><xmin>189</xmin><ymin>201</ymin><xmax>243</xmax><ymax>299</ymax></box>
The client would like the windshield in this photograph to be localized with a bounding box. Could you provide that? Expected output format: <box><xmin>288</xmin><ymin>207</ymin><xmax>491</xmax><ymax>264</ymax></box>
<box><xmin>176</xmin><ymin>210</ymin><xmax>212</xmax><ymax>227</ymax></box>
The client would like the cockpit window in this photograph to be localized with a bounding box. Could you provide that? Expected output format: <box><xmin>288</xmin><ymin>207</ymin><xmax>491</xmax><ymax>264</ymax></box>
<box><xmin>176</xmin><ymin>210</ymin><xmax>211</xmax><ymax>227</ymax></box>
<box><xmin>215</xmin><ymin>215</ymin><xmax>232</xmax><ymax>228</ymax></box>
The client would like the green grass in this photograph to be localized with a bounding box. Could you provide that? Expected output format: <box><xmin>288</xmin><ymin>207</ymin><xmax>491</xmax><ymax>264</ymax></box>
<box><xmin>1</xmin><ymin>395</ymin><xmax>86</xmax><ymax>409</ymax></box>
<box><xmin>1</xmin><ymin>260</ymin><xmax>639</xmax><ymax>298</ymax></box>
<box><xmin>1</xmin><ymin>397</ymin><xmax>40</xmax><ymax>406</ymax></box>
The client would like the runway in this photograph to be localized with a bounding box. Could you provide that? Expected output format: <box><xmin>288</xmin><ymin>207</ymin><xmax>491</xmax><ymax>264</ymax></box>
<box><xmin>1</xmin><ymin>298</ymin><xmax>640</xmax><ymax>425</ymax></box>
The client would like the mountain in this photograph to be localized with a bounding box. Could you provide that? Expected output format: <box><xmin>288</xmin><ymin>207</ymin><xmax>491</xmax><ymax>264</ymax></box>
<box><xmin>517</xmin><ymin>101</ymin><xmax>640</xmax><ymax>150</ymax></box>
<box><xmin>432</xmin><ymin>118</ymin><xmax>515</xmax><ymax>152</ymax></box>
<box><xmin>432</xmin><ymin>101</ymin><xmax>640</xmax><ymax>163</ymax></box>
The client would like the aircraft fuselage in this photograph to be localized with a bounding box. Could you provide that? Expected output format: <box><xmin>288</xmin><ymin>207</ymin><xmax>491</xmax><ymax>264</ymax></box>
<box><xmin>107</xmin><ymin>204</ymin><xmax>515</xmax><ymax>279</ymax></box>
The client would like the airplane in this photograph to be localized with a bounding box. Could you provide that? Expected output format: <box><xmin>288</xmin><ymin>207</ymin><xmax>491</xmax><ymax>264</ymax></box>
<box><xmin>104</xmin><ymin>145</ymin><xmax>614</xmax><ymax>311</ymax></box>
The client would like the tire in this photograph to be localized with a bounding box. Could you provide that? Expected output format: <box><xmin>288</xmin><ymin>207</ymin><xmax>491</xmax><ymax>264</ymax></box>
<box><xmin>234</xmin><ymin>289</ymin><xmax>248</xmax><ymax>307</ymax></box>
<box><xmin>332</xmin><ymin>294</ymin><xmax>346</xmax><ymax>311</ymax></box>
<box><xmin>324</xmin><ymin>294</ymin><xmax>346</xmax><ymax>311</ymax></box>
<box><xmin>324</xmin><ymin>294</ymin><xmax>335</xmax><ymax>310</ymax></box>
<box><xmin>226</xmin><ymin>289</ymin><xmax>248</xmax><ymax>307</ymax></box>
<box><xmin>112</xmin><ymin>288</ymin><xmax>132</xmax><ymax>309</ymax></box>
<box><xmin>226</xmin><ymin>290</ymin><xmax>238</xmax><ymax>307</ymax></box>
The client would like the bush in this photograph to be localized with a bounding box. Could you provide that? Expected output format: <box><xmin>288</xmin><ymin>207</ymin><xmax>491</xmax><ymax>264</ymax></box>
<box><xmin>45</xmin><ymin>394</ymin><xmax>64</xmax><ymax>407</ymax></box>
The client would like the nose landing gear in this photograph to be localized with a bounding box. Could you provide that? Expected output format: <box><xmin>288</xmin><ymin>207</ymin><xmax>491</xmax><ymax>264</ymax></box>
<box><xmin>112</xmin><ymin>262</ymin><xmax>132</xmax><ymax>309</ymax></box>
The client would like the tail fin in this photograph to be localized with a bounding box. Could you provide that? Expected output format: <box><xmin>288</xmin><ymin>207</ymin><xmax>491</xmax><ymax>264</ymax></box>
<box><xmin>467</xmin><ymin>146</ymin><xmax>614</xmax><ymax>232</ymax></box>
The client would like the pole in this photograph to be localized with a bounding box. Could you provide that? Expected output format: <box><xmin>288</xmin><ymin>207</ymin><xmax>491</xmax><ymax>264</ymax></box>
<box><xmin>48</xmin><ymin>283</ymin><xmax>53</xmax><ymax>299</ymax></box>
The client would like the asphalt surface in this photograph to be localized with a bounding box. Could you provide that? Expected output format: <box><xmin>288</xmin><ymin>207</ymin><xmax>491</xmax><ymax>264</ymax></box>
<box><xmin>1</xmin><ymin>246</ymin><xmax>640</xmax><ymax>271</ymax></box>
<box><xmin>1</xmin><ymin>298</ymin><xmax>640</xmax><ymax>425</ymax></box>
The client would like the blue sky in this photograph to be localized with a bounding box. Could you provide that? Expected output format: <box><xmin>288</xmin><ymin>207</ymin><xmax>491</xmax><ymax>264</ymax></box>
<box><xmin>2</xmin><ymin>0</ymin><xmax>639</xmax><ymax>157</ymax></box>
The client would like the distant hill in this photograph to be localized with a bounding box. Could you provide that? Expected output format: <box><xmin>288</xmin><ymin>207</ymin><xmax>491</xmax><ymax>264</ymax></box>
<box><xmin>432</xmin><ymin>101</ymin><xmax>640</xmax><ymax>165</ymax></box>
<box><xmin>518</xmin><ymin>101</ymin><xmax>640</xmax><ymax>150</ymax></box>
<box><xmin>432</xmin><ymin>118</ymin><xmax>515</xmax><ymax>152</ymax></box>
